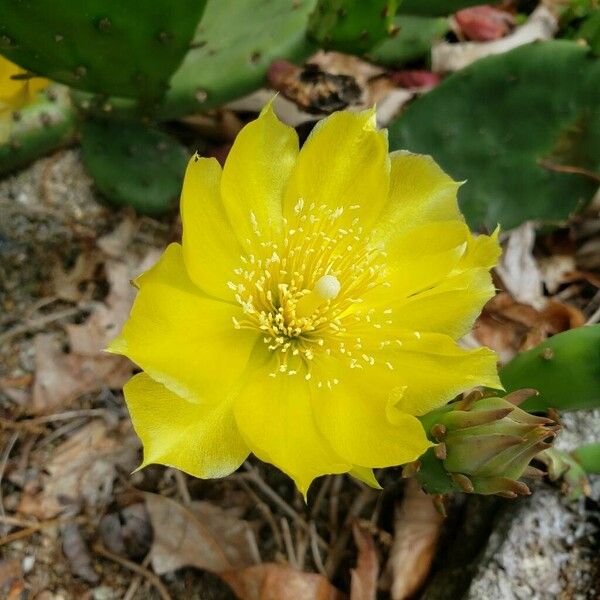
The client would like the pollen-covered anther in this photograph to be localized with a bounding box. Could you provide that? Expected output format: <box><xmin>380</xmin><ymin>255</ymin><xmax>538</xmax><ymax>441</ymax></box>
<box><xmin>229</xmin><ymin>204</ymin><xmax>389</xmax><ymax>380</ymax></box>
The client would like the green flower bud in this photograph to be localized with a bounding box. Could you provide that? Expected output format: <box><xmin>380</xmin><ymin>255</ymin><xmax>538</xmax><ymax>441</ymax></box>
<box><xmin>408</xmin><ymin>390</ymin><xmax>559</xmax><ymax>498</ymax></box>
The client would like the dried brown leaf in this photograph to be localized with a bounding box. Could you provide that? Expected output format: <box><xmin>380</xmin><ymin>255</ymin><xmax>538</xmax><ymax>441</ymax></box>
<box><xmin>31</xmin><ymin>333</ymin><xmax>133</xmax><ymax>414</ymax></box>
<box><xmin>221</xmin><ymin>563</ymin><xmax>345</xmax><ymax>600</ymax></box>
<box><xmin>144</xmin><ymin>492</ymin><xmax>257</xmax><ymax>575</ymax></box>
<box><xmin>32</xmin><ymin>252</ymin><xmax>159</xmax><ymax>414</ymax></box>
<box><xmin>0</xmin><ymin>559</ymin><xmax>21</xmax><ymax>596</ymax></box>
<box><xmin>386</xmin><ymin>480</ymin><xmax>443</xmax><ymax>600</ymax></box>
<box><xmin>350</xmin><ymin>524</ymin><xmax>379</xmax><ymax>600</ymax></box>
<box><xmin>538</xmin><ymin>254</ymin><xmax>577</xmax><ymax>294</ymax></box>
<box><xmin>474</xmin><ymin>292</ymin><xmax>585</xmax><ymax>364</ymax></box>
<box><xmin>99</xmin><ymin>503</ymin><xmax>152</xmax><ymax>560</ymax></box>
<box><xmin>51</xmin><ymin>252</ymin><xmax>102</xmax><ymax>303</ymax></box>
<box><xmin>60</xmin><ymin>521</ymin><xmax>99</xmax><ymax>584</ymax></box>
<box><xmin>18</xmin><ymin>420</ymin><xmax>138</xmax><ymax>518</ymax></box>
<box><xmin>66</xmin><ymin>259</ymin><xmax>137</xmax><ymax>355</ymax></box>
<box><xmin>496</xmin><ymin>222</ymin><xmax>545</xmax><ymax>310</ymax></box>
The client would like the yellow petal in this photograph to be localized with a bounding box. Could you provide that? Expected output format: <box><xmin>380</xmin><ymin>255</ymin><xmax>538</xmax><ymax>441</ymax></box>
<box><xmin>382</xmin><ymin>220</ymin><xmax>469</xmax><ymax>296</ymax></box>
<box><xmin>125</xmin><ymin>373</ymin><xmax>249</xmax><ymax>478</ymax></box>
<box><xmin>371</xmin><ymin>151</ymin><xmax>462</xmax><ymax>244</ymax></box>
<box><xmin>181</xmin><ymin>155</ymin><xmax>243</xmax><ymax>299</ymax></box>
<box><xmin>233</xmin><ymin>360</ymin><xmax>350</xmax><ymax>496</ymax></box>
<box><xmin>350</xmin><ymin>466</ymin><xmax>382</xmax><ymax>489</ymax></box>
<box><xmin>283</xmin><ymin>109</ymin><xmax>390</xmax><ymax>228</ymax></box>
<box><xmin>109</xmin><ymin>243</ymin><xmax>259</xmax><ymax>402</ymax></box>
<box><xmin>311</xmin><ymin>365</ymin><xmax>432</xmax><ymax>468</ymax></box>
<box><xmin>376</xmin><ymin>332</ymin><xmax>501</xmax><ymax>416</ymax></box>
<box><xmin>459</xmin><ymin>227</ymin><xmax>501</xmax><ymax>270</ymax></box>
<box><xmin>383</xmin><ymin>268</ymin><xmax>496</xmax><ymax>339</ymax></box>
<box><xmin>221</xmin><ymin>102</ymin><xmax>298</xmax><ymax>250</ymax></box>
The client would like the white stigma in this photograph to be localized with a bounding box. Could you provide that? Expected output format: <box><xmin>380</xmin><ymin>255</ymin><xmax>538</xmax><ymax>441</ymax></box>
<box><xmin>313</xmin><ymin>275</ymin><xmax>341</xmax><ymax>301</ymax></box>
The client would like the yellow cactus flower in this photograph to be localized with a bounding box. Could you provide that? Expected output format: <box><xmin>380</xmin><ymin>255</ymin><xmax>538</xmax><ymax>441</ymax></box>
<box><xmin>110</xmin><ymin>105</ymin><xmax>502</xmax><ymax>495</ymax></box>
<box><xmin>0</xmin><ymin>55</ymin><xmax>48</xmax><ymax>141</ymax></box>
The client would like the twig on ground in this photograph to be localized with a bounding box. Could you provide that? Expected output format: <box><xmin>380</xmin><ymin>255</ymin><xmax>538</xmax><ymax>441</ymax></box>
<box><xmin>0</xmin><ymin>418</ymin><xmax>47</xmax><ymax>435</ymax></box>
<box><xmin>122</xmin><ymin>554</ymin><xmax>152</xmax><ymax>600</ymax></box>
<box><xmin>94</xmin><ymin>543</ymin><xmax>172</xmax><ymax>600</ymax></box>
<box><xmin>329</xmin><ymin>475</ymin><xmax>344</xmax><ymax>538</ymax></box>
<box><xmin>34</xmin><ymin>418</ymin><xmax>87</xmax><ymax>451</ymax></box>
<box><xmin>245</xmin><ymin>528</ymin><xmax>262</xmax><ymax>565</ymax></box>
<box><xmin>295</xmin><ymin>522</ymin><xmax>309</xmax><ymax>570</ymax></box>
<box><xmin>538</xmin><ymin>160</ymin><xmax>600</xmax><ymax>184</ymax></box>
<box><xmin>27</xmin><ymin>408</ymin><xmax>108</xmax><ymax>425</ymax></box>
<box><xmin>585</xmin><ymin>291</ymin><xmax>600</xmax><ymax>324</ymax></box>
<box><xmin>173</xmin><ymin>469</ymin><xmax>191</xmax><ymax>505</ymax></box>
<box><xmin>242</xmin><ymin>463</ymin><xmax>327</xmax><ymax>550</ymax></box>
<box><xmin>0</xmin><ymin>432</ymin><xmax>19</xmax><ymax>536</ymax></box>
<box><xmin>0</xmin><ymin>515</ymin><xmax>84</xmax><ymax>547</ymax></box>
<box><xmin>310</xmin><ymin>476</ymin><xmax>332</xmax><ymax>520</ymax></box>
<box><xmin>281</xmin><ymin>517</ymin><xmax>298</xmax><ymax>568</ymax></box>
<box><xmin>325</xmin><ymin>488</ymin><xmax>377</xmax><ymax>579</ymax></box>
<box><xmin>0</xmin><ymin>305</ymin><xmax>86</xmax><ymax>345</ymax></box>
<box><xmin>235</xmin><ymin>476</ymin><xmax>283</xmax><ymax>551</ymax></box>
<box><xmin>310</xmin><ymin>522</ymin><xmax>328</xmax><ymax>577</ymax></box>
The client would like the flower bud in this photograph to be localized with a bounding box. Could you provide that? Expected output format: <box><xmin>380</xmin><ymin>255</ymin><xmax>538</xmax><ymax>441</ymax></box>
<box><xmin>407</xmin><ymin>390</ymin><xmax>559</xmax><ymax>498</ymax></box>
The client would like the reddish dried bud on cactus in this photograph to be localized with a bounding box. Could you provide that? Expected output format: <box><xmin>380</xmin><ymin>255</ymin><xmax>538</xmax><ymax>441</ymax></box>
<box><xmin>454</xmin><ymin>6</ymin><xmax>515</xmax><ymax>42</ymax></box>
<box><xmin>389</xmin><ymin>70</ymin><xmax>441</xmax><ymax>90</ymax></box>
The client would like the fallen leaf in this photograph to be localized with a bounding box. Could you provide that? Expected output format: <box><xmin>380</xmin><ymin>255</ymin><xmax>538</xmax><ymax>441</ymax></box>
<box><xmin>474</xmin><ymin>292</ymin><xmax>585</xmax><ymax>363</ymax></box>
<box><xmin>66</xmin><ymin>258</ymin><xmax>141</xmax><ymax>355</ymax></box>
<box><xmin>96</xmin><ymin>216</ymin><xmax>138</xmax><ymax>259</ymax></box>
<box><xmin>51</xmin><ymin>251</ymin><xmax>103</xmax><ymax>303</ymax></box>
<box><xmin>221</xmin><ymin>563</ymin><xmax>345</xmax><ymax>600</ymax></box>
<box><xmin>538</xmin><ymin>254</ymin><xmax>577</xmax><ymax>294</ymax></box>
<box><xmin>61</xmin><ymin>521</ymin><xmax>100</xmax><ymax>584</ymax></box>
<box><xmin>433</xmin><ymin>6</ymin><xmax>557</xmax><ymax>72</ymax></box>
<box><xmin>32</xmin><ymin>252</ymin><xmax>159</xmax><ymax>414</ymax></box>
<box><xmin>386</xmin><ymin>480</ymin><xmax>443</xmax><ymax>600</ymax></box>
<box><xmin>99</xmin><ymin>503</ymin><xmax>152</xmax><ymax>560</ymax></box>
<box><xmin>350</xmin><ymin>524</ymin><xmax>378</xmax><ymax>600</ymax></box>
<box><xmin>144</xmin><ymin>492</ymin><xmax>257</xmax><ymax>575</ymax></box>
<box><xmin>31</xmin><ymin>334</ymin><xmax>133</xmax><ymax>415</ymax></box>
<box><xmin>496</xmin><ymin>222</ymin><xmax>545</xmax><ymax>310</ymax></box>
<box><xmin>0</xmin><ymin>559</ymin><xmax>21</xmax><ymax>597</ymax></box>
<box><xmin>18</xmin><ymin>420</ymin><xmax>138</xmax><ymax>518</ymax></box>
<box><xmin>267</xmin><ymin>59</ymin><xmax>362</xmax><ymax>114</ymax></box>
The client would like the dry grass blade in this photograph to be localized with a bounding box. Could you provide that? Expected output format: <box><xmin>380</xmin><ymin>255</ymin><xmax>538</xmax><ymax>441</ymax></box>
<box><xmin>386</xmin><ymin>480</ymin><xmax>444</xmax><ymax>600</ymax></box>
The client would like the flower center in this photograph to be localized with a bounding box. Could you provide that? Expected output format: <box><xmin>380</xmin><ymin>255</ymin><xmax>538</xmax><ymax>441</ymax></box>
<box><xmin>228</xmin><ymin>199</ymin><xmax>389</xmax><ymax>384</ymax></box>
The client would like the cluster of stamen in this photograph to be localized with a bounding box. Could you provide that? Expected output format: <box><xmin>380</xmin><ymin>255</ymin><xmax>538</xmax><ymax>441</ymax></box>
<box><xmin>228</xmin><ymin>199</ymin><xmax>394</xmax><ymax>386</ymax></box>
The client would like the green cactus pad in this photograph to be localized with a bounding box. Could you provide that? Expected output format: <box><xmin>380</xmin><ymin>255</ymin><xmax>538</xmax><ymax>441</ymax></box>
<box><xmin>501</xmin><ymin>325</ymin><xmax>600</xmax><ymax>413</ymax></box>
<box><xmin>81</xmin><ymin>119</ymin><xmax>188</xmax><ymax>216</ymax></box>
<box><xmin>308</xmin><ymin>0</ymin><xmax>398</xmax><ymax>54</ymax></box>
<box><xmin>161</xmin><ymin>0</ymin><xmax>318</xmax><ymax>119</ymax></box>
<box><xmin>0</xmin><ymin>0</ymin><xmax>207</xmax><ymax>102</ymax></box>
<box><xmin>0</xmin><ymin>86</ymin><xmax>77</xmax><ymax>175</ymax></box>
<box><xmin>574</xmin><ymin>9</ymin><xmax>600</xmax><ymax>56</ymax></box>
<box><xmin>71</xmin><ymin>0</ymin><xmax>318</xmax><ymax>120</ymax></box>
<box><xmin>388</xmin><ymin>41</ymin><xmax>600</xmax><ymax>230</ymax></box>
<box><xmin>574</xmin><ymin>442</ymin><xmax>600</xmax><ymax>475</ymax></box>
<box><xmin>368</xmin><ymin>15</ymin><xmax>449</xmax><ymax>66</ymax></box>
<box><xmin>399</xmin><ymin>0</ymin><xmax>485</xmax><ymax>16</ymax></box>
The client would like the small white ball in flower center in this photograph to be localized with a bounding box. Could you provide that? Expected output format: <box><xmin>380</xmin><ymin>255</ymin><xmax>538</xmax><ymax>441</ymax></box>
<box><xmin>313</xmin><ymin>275</ymin><xmax>341</xmax><ymax>301</ymax></box>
